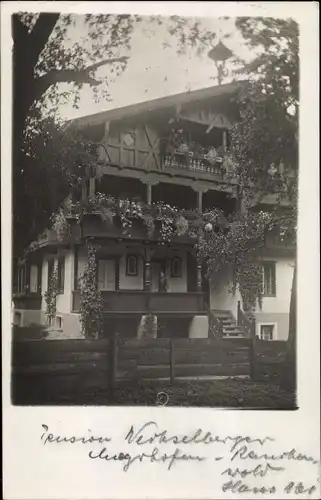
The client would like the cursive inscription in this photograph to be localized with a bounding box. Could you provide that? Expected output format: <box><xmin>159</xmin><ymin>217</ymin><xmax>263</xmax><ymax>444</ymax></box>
<box><xmin>89</xmin><ymin>446</ymin><xmax>205</xmax><ymax>471</ymax></box>
<box><xmin>125</xmin><ymin>420</ymin><xmax>273</xmax><ymax>449</ymax></box>
<box><xmin>39</xmin><ymin>422</ymin><xmax>320</xmax><ymax>496</ymax></box>
<box><xmin>40</xmin><ymin>424</ymin><xmax>111</xmax><ymax>446</ymax></box>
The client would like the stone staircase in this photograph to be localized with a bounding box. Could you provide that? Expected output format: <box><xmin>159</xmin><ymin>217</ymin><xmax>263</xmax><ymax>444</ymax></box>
<box><xmin>210</xmin><ymin>310</ymin><xmax>247</xmax><ymax>338</ymax></box>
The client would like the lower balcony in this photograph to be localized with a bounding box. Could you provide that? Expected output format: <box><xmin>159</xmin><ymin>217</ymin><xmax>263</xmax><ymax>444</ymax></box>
<box><xmin>13</xmin><ymin>293</ymin><xmax>42</xmax><ymax>310</ymax></box>
<box><xmin>72</xmin><ymin>290</ymin><xmax>205</xmax><ymax>315</ymax></box>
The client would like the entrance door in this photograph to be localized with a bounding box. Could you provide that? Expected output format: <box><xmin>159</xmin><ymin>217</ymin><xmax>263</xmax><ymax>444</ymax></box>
<box><xmin>151</xmin><ymin>259</ymin><xmax>166</xmax><ymax>292</ymax></box>
<box><xmin>97</xmin><ymin>259</ymin><xmax>116</xmax><ymax>291</ymax></box>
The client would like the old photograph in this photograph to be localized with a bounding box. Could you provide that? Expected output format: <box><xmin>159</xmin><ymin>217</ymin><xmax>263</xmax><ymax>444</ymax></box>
<box><xmin>11</xmin><ymin>11</ymin><xmax>298</xmax><ymax>408</ymax></box>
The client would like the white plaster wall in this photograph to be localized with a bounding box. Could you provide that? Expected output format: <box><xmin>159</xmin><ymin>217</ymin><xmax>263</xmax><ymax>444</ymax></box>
<box><xmin>56</xmin><ymin>250</ymin><xmax>74</xmax><ymax>314</ymax></box>
<box><xmin>188</xmin><ymin>315</ymin><xmax>209</xmax><ymax>338</ymax></box>
<box><xmin>257</xmin><ymin>257</ymin><xmax>294</xmax><ymax>314</ymax></box>
<box><xmin>119</xmin><ymin>253</ymin><xmax>144</xmax><ymax>290</ymax></box>
<box><xmin>165</xmin><ymin>253</ymin><xmax>187</xmax><ymax>293</ymax></box>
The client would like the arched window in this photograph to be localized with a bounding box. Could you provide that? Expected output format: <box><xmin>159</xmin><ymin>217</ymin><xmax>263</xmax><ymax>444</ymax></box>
<box><xmin>171</xmin><ymin>257</ymin><xmax>182</xmax><ymax>278</ymax></box>
<box><xmin>126</xmin><ymin>255</ymin><xmax>138</xmax><ymax>276</ymax></box>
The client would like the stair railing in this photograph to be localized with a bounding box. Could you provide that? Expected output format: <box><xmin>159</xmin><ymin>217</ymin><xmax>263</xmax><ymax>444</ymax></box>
<box><xmin>237</xmin><ymin>300</ymin><xmax>256</xmax><ymax>339</ymax></box>
<box><xmin>208</xmin><ymin>311</ymin><xmax>223</xmax><ymax>339</ymax></box>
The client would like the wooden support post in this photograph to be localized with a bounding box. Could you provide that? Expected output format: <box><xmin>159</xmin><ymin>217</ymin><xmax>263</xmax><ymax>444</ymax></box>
<box><xmin>223</xmin><ymin>129</ymin><xmax>228</xmax><ymax>151</ymax></box>
<box><xmin>81</xmin><ymin>181</ymin><xmax>88</xmax><ymax>201</ymax></box>
<box><xmin>89</xmin><ymin>177</ymin><xmax>96</xmax><ymax>197</ymax></box>
<box><xmin>196</xmin><ymin>263</ymin><xmax>202</xmax><ymax>293</ymax></box>
<box><xmin>144</xmin><ymin>247</ymin><xmax>151</xmax><ymax>291</ymax></box>
<box><xmin>146</xmin><ymin>183</ymin><xmax>152</xmax><ymax>206</ymax></box>
<box><xmin>249</xmin><ymin>319</ymin><xmax>257</xmax><ymax>381</ymax></box>
<box><xmin>197</xmin><ymin>190</ymin><xmax>203</xmax><ymax>213</ymax></box>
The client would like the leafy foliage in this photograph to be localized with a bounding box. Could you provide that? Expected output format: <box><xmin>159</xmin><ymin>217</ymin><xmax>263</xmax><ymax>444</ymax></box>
<box><xmin>13</xmin><ymin>13</ymin><xmax>221</xmax><ymax>258</ymax></box>
<box><xmin>140</xmin><ymin>314</ymin><xmax>158</xmax><ymax>338</ymax></box>
<box><xmin>79</xmin><ymin>245</ymin><xmax>104</xmax><ymax>339</ymax></box>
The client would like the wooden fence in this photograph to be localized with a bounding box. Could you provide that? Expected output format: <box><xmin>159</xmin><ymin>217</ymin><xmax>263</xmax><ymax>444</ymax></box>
<box><xmin>11</xmin><ymin>337</ymin><xmax>286</xmax><ymax>405</ymax></box>
<box><xmin>116</xmin><ymin>337</ymin><xmax>251</xmax><ymax>380</ymax></box>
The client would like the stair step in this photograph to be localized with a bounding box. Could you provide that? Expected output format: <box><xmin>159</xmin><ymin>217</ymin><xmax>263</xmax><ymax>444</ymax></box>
<box><xmin>223</xmin><ymin>334</ymin><xmax>247</xmax><ymax>338</ymax></box>
<box><xmin>223</xmin><ymin>329</ymin><xmax>246</xmax><ymax>335</ymax></box>
<box><xmin>223</xmin><ymin>325</ymin><xmax>243</xmax><ymax>331</ymax></box>
<box><xmin>213</xmin><ymin>313</ymin><xmax>234</xmax><ymax>319</ymax></box>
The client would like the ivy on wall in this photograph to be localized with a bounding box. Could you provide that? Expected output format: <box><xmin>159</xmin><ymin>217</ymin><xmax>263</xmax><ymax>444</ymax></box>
<box><xmin>78</xmin><ymin>245</ymin><xmax>104</xmax><ymax>339</ymax></box>
<box><xmin>44</xmin><ymin>265</ymin><xmax>58</xmax><ymax>326</ymax></box>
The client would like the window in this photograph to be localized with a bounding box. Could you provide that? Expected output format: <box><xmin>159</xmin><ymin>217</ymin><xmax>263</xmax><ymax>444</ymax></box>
<box><xmin>17</xmin><ymin>265</ymin><xmax>25</xmax><ymax>293</ymax></box>
<box><xmin>260</xmin><ymin>324</ymin><xmax>275</xmax><ymax>341</ymax></box>
<box><xmin>262</xmin><ymin>262</ymin><xmax>276</xmax><ymax>296</ymax></box>
<box><xmin>57</xmin><ymin>257</ymin><xmax>65</xmax><ymax>294</ymax></box>
<box><xmin>126</xmin><ymin>255</ymin><xmax>138</xmax><ymax>276</ymax></box>
<box><xmin>98</xmin><ymin>259</ymin><xmax>116</xmax><ymax>291</ymax></box>
<box><xmin>29</xmin><ymin>264</ymin><xmax>39</xmax><ymax>293</ymax></box>
<box><xmin>171</xmin><ymin>257</ymin><xmax>182</xmax><ymax>278</ymax></box>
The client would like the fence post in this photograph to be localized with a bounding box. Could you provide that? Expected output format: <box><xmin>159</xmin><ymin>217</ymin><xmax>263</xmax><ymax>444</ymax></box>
<box><xmin>110</xmin><ymin>331</ymin><xmax>118</xmax><ymax>396</ymax></box>
<box><xmin>249</xmin><ymin>319</ymin><xmax>257</xmax><ymax>380</ymax></box>
<box><xmin>170</xmin><ymin>339</ymin><xmax>175</xmax><ymax>384</ymax></box>
<box><xmin>237</xmin><ymin>300</ymin><xmax>241</xmax><ymax>326</ymax></box>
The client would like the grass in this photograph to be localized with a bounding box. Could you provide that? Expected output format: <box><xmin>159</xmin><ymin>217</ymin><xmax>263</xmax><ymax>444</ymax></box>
<box><xmin>93</xmin><ymin>378</ymin><xmax>296</xmax><ymax>408</ymax></box>
<box><xmin>12</xmin><ymin>375</ymin><xmax>296</xmax><ymax>408</ymax></box>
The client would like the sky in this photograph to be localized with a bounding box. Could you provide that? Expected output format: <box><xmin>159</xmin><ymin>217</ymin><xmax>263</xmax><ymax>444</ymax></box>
<box><xmin>57</xmin><ymin>16</ymin><xmax>254</xmax><ymax>121</ymax></box>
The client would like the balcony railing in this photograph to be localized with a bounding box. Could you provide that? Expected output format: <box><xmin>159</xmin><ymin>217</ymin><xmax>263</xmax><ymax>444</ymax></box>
<box><xmin>163</xmin><ymin>144</ymin><xmax>230</xmax><ymax>176</ymax></box>
<box><xmin>78</xmin><ymin>212</ymin><xmax>198</xmax><ymax>244</ymax></box>
<box><xmin>72</xmin><ymin>290</ymin><xmax>205</xmax><ymax>314</ymax></box>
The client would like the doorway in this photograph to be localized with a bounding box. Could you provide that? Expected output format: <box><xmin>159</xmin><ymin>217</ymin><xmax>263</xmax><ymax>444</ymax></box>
<box><xmin>151</xmin><ymin>259</ymin><xmax>166</xmax><ymax>292</ymax></box>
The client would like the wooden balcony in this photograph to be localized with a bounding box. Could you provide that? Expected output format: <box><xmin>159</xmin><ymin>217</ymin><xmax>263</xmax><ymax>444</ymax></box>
<box><xmin>163</xmin><ymin>150</ymin><xmax>225</xmax><ymax>177</ymax></box>
<box><xmin>79</xmin><ymin>213</ymin><xmax>196</xmax><ymax>245</ymax></box>
<box><xmin>72</xmin><ymin>290</ymin><xmax>205</xmax><ymax>315</ymax></box>
<box><xmin>13</xmin><ymin>293</ymin><xmax>42</xmax><ymax>310</ymax></box>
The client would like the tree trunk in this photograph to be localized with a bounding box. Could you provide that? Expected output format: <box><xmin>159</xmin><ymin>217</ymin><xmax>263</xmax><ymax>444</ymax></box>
<box><xmin>283</xmin><ymin>264</ymin><xmax>296</xmax><ymax>391</ymax></box>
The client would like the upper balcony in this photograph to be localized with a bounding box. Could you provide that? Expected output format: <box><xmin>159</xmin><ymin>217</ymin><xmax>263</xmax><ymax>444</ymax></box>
<box><xmin>163</xmin><ymin>143</ymin><xmax>232</xmax><ymax>178</ymax></box>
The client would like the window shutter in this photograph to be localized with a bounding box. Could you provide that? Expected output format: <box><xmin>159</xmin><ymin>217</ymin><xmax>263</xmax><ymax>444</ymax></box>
<box><xmin>98</xmin><ymin>260</ymin><xmax>106</xmax><ymax>291</ymax></box>
<box><xmin>106</xmin><ymin>260</ymin><xmax>116</xmax><ymax>290</ymax></box>
<box><xmin>271</xmin><ymin>263</ymin><xmax>276</xmax><ymax>295</ymax></box>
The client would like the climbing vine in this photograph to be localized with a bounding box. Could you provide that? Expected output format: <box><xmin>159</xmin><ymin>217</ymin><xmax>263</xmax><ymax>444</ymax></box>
<box><xmin>79</xmin><ymin>245</ymin><xmax>104</xmax><ymax>339</ymax></box>
<box><xmin>44</xmin><ymin>265</ymin><xmax>58</xmax><ymax>326</ymax></box>
<box><xmin>51</xmin><ymin>208</ymin><xmax>71</xmax><ymax>242</ymax></box>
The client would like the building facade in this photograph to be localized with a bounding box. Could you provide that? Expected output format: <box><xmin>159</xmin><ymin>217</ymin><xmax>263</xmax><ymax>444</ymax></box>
<box><xmin>13</xmin><ymin>82</ymin><xmax>295</xmax><ymax>340</ymax></box>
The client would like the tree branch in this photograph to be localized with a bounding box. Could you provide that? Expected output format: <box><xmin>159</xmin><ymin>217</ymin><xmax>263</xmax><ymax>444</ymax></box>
<box><xmin>33</xmin><ymin>56</ymin><xmax>129</xmax><ymax>102</ymax></box>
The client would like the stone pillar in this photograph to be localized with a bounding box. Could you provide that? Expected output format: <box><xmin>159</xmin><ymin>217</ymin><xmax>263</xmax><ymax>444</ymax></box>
<box><xmin>196</xmin><ymin>263</ymin><xmax>202</xmax><ymax>293</ymax></box>
<box><xmin>144</xmin><ymin>248</ymin><xmax>151</xmax><ymax>291</ymax></box>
